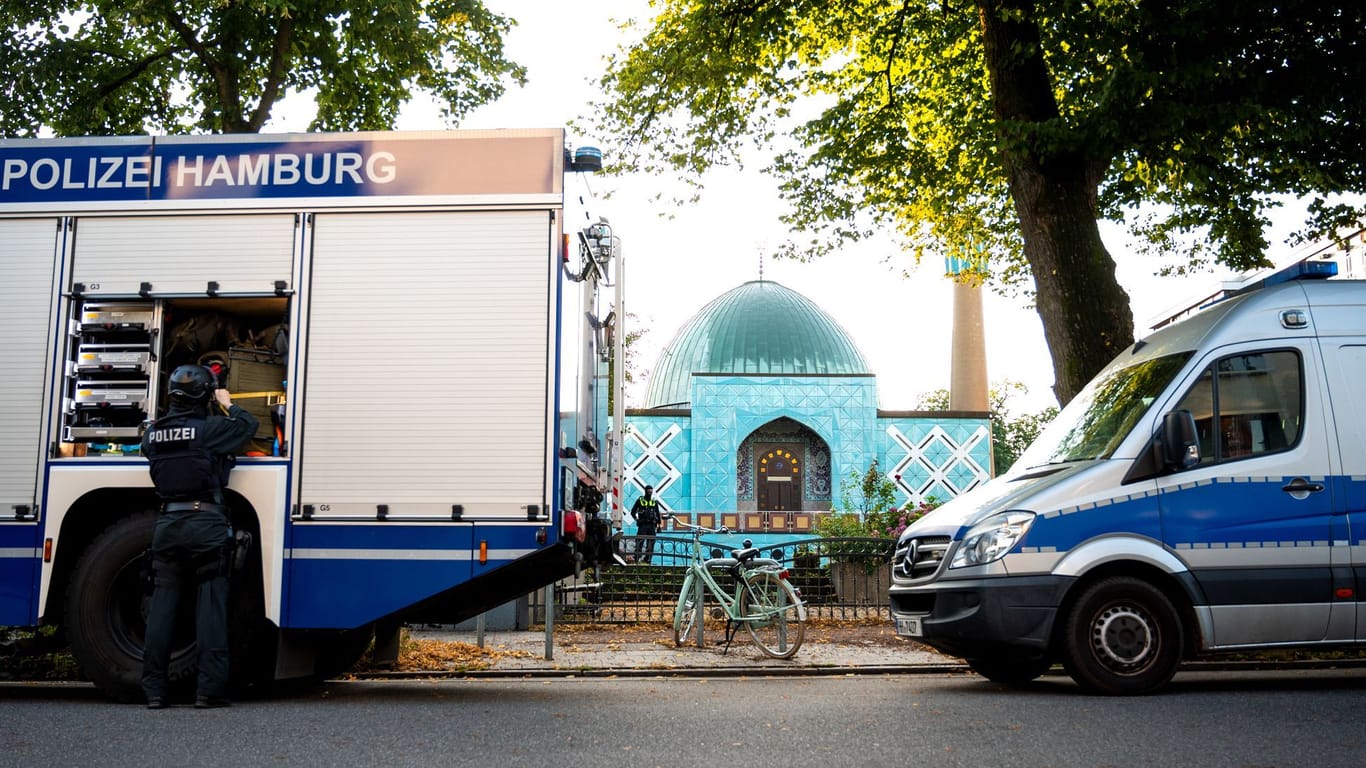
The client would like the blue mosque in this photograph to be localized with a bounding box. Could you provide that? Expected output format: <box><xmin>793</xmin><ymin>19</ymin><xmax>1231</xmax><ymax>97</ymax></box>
<box><xmin>617</xmin><ymin>279</ymin><xmax>992</xmax><ymax>541</ymax></box>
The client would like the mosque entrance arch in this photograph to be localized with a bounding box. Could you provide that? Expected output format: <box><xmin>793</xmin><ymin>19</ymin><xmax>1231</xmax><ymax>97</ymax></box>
<box><xmin>737</xmin><ymin>417</ymin><xmax>830</xmax><ymax>533</ymax></box>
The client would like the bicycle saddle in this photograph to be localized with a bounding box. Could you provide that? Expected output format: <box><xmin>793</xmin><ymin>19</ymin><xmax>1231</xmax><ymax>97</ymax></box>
<box><xmin>731</xmin><ymin>547</ymin><xmax>760</xmax><ymax>563</ymax></box>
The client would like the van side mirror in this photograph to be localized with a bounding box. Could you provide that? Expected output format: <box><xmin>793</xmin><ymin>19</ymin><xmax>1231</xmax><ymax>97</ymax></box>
<box><xmin>1123</xmin><ymin>409</ymin><xmax>1201</xmax><ymax>485</ymax></box>
<box><xmin>1161</xmin><ymin>410</ymin><xmax>1200</xmax><ymax>471</ymax></box>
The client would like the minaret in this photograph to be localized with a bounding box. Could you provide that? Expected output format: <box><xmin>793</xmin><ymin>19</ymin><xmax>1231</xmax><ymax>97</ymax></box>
<box><xmin>946</xmin><ymin>251</ymin><xmax>988</xmax><ymax>413</ymax></box>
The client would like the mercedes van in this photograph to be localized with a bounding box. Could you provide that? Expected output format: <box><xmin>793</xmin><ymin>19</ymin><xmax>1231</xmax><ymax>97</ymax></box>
<box><xmin>889</xmin><ymin>261</ymin><xmax>1365</xmax><ymax>694</ymax></box>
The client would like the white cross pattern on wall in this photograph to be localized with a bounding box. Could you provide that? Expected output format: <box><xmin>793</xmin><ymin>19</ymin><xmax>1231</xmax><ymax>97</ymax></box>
<box><xmin>624</xmin><ymin>423</ymin><xmax>683</xmax><ymax>511</ymax></box>
<box><xmin>885</xmin><ymin>424</ymin><xmax>990</xmax><ymax>502</ymax></box>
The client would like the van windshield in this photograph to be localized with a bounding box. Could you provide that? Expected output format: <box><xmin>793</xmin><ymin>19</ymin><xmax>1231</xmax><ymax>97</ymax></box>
<box><xmin>1015</xmin><ymin>351</ymin><xmax>1194</xmax><ymax>468</ymax></box>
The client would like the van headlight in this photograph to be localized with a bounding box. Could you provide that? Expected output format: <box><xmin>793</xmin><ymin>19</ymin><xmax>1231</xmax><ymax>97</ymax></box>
<box><xmin>950</xmin><ymin>511</ymin><xmax>1036</xmax><ymax>569</ymax></box>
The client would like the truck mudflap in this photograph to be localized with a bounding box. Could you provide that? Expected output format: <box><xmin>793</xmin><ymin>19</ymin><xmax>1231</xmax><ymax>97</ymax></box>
<box><xmin>890</xmin><ymin>574</ymin><xmax>1074</xmax><ymax>659</ymax></box>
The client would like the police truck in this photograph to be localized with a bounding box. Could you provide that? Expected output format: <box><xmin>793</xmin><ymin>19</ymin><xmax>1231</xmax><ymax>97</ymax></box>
<box><xmin>0</xmin><ymin>129</ymin><xmax>614</xmax><ymax>701</ymax></box>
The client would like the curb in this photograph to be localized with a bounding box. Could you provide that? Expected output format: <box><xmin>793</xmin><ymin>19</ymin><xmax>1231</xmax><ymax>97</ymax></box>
<box><xmin>351</xmin><ymin>657</ymin><xmax>1366</xmax><ymax>681</ymax></box>
<box><xmin>353</xmin><ymin>662</ymin><xmax>970</xmax><ymax>680</ymax></box>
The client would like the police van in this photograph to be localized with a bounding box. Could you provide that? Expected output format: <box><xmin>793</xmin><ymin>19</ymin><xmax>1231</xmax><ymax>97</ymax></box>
<box><xmin>889</xmin><ymin>255</ymin><xmax>1366</xmax><ymax>694</ymax></box>
<box><xmin>0</xmin><ymin>129</ymin><xmax>617</xmax><ymax>701</ymax></box>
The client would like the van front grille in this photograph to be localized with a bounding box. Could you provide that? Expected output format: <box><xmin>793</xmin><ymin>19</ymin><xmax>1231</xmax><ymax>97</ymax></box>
<box><xmin>893</xmin><ymin>536</ymin><xmax>950</xmax><ymax>582</ymax></box>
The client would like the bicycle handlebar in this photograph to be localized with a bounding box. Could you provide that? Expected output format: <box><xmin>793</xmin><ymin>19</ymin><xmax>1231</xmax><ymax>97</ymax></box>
<box><xmin>662</xmin><ymin>512</ymin><xmax>727</xmax><ymax>536</ymax></box>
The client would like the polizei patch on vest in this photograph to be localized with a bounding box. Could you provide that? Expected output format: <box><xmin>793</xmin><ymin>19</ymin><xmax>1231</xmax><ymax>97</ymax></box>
<box><xmin>146</xmin><ymin>426</ymin><xmax>197</xmax><ymax>443</ymax></box>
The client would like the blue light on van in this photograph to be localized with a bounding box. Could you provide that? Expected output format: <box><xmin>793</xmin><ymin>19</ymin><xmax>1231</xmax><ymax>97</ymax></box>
<box><xmin>1277</xmin><ymin>260</ymin><xmax>1338</xmax><ymax>282</ymax></box>
<box><xmin>1226</xmin><ymin>259</ymin><xmax>1339</xmax><ymax>299</ymax></box>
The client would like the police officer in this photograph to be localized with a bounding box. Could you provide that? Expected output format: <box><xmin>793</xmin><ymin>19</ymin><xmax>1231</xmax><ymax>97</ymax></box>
<box><xmin>630</xmin><ymin>485</ymin><xmax>661</xmax><ymax>564</ymax></box>
<box><xmin>141</xmin><ymin>364</ymin><xmax>258</xmax><ymax>709</ymax></box>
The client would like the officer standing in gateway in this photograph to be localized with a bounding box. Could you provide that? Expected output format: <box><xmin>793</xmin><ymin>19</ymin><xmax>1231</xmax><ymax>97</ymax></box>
<box><xmin>141</xmin><ymin>364</ymin><xmax>258</xmax><ymax>709</ymax></box>
<box><xmin>630</xmin><ymin>485</ymin><xmax>661</xmax><ymax>564</ymax></box>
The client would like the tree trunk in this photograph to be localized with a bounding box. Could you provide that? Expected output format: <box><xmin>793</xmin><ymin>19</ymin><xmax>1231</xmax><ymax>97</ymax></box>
<box><xmin>977</xmin><ymin>0</ymin><xmax>1135</xmax><ymax>405</ymax></box>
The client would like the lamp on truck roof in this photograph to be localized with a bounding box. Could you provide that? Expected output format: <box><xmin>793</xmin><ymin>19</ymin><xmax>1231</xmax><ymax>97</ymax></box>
<box><xmin>564</xmin><ymin>144</ymin><xmax>603</xmax><ymax>173</ymax></box>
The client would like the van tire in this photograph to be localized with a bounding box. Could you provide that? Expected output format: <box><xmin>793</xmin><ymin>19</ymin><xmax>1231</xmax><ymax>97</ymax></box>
<box><xmin>1061</xmin><ymin>576</ymin><xmax>1183</xmax><ymax>695</ymax></box>
<box><xmin>65</xmin><ymin>511</ymin><xmax>195</xmax><ymax>703</ymax></box>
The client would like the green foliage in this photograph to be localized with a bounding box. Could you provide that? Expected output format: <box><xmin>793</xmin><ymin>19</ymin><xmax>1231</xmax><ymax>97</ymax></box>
<box><xmin>837</xmin><ymin>461</ymin><xmax>898</xmax><ymax>517</ymax></box>
<box><xmin>919</xmin><ymin>380</ymin><xmax>1058</xmax><ymax>474</ymax></box>
<box><xmin>812</xmin><ymin>512</ymin><xmax>868</xmax><ymax>539</ymax></box>
<box><xmin>1</xmin><ymin>1</ymin><xmax>527</xmax><ymax>136</ymax></box>
<box><xmin>0</xmin><ymin>626</ymin><xmax>82</xmax><ymax>681</ymax></box>
<box><xmin>996</xmin><ymin>407</ymin><xmax>1057</xmax><ymax>474</ymax></box>
<box><xmin>817</xmin><ymin>461</ymin><xmax>940</xmax><ymax>540</ymax></box>
<box><xmin>586</xmin><ymin>0</ymin><xmax>1366</xmax><ymax>403</ymax></box>
<box><xmin>867</xmin><ymin>501</ymin><xmax>939</xmax><ymax>540</ymax></box>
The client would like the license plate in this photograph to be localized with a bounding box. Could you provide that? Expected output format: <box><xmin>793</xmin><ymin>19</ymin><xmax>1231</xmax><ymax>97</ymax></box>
<box><xmin>895</xmin><ymin>616</ymin><xmax>923</xmax><ymax>637</ymax></box>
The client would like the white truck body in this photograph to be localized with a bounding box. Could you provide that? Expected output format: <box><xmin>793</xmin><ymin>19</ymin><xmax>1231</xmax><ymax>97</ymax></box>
<box><xmin>0</xmin><ymin>129</ymin><xmax>596</xmax><ymax>699</ymax></box>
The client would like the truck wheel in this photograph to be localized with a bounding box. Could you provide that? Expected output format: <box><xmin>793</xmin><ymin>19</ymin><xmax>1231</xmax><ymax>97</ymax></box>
<box><xmin>65</xmin><ymin>511</ymin><xmax>194</xmax><ymax>703</ymax></box>
<box><xmin>965</xmin><ymin>652</ymin><xmax>1052</xmax><ymax>685</ymax></box>
<box><xmin>1061</xmin><ymin>576</ymin><xmax>1183</xmax><ymax>695</ymax></box>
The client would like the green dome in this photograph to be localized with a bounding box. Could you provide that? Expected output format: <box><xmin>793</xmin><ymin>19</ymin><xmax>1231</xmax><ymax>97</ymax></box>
<box><xmin>643</xmin><ymin>280</ymin><xmax>871</xmax><ymax>409</ymax></box>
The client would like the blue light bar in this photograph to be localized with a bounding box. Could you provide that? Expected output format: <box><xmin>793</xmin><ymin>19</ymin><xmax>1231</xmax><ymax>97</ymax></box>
<box><xmin>1230</xmin><ymin>259</ymin><xmax>1339</xmax><ymax>297</ymax></box>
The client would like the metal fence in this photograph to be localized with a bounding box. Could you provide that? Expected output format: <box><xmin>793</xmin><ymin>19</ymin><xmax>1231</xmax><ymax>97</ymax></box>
<box><xmin>529</xmin><ymin>535</ymin><xmax>897</xmax><ymax>624</ymax></box>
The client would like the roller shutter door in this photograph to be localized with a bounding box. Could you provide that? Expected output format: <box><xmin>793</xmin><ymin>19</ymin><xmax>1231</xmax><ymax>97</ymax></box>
<box><xmin>299</xmin><ymin>210</ymin><xmax>554</xmax><ymax>518</ymax></box>
<box><xmin>71</xmin><ymin>214</ymin><xmax>296</xmax><ymax>296</ymax></box>
<box><xmin>0</xmin><ymin>219</ymin><xmax>59</xmax><ymax>515</ymax></box>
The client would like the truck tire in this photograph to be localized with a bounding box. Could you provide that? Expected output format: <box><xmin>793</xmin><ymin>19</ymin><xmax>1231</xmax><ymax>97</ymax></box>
<box><xmin>1061</xmin><ymin>576</ymin><xmax>1183</xmax><ymax>695</ymax></box>
<box><xmin>965</xmin><ymin>652</ymin><xmax>1052</xmax><ymax>685</ymax></box>
<box><xmin>65</xmin><ymin>510</ymin><xmax>194</xmax><ymax>703</ymax></box>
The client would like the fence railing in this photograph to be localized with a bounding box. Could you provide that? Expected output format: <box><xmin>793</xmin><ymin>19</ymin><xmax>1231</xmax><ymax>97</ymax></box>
<box><xmin>529</xmin><ymin>535</ymin><xmax>897</xmax><ymax>624</ymax></box>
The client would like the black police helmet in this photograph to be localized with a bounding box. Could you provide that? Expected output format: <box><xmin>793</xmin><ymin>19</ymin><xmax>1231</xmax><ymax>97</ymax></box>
<box><xmin>168</xmin><ymin>364</ymin><xmax>213</xmax><ymax>401</ymax></box>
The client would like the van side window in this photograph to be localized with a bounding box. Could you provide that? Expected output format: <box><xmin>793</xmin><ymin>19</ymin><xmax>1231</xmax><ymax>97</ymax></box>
<box><xmin>1174</xmin><ymin>350</ymin><xmax>1302</xmax><ymax>464</ymax></box>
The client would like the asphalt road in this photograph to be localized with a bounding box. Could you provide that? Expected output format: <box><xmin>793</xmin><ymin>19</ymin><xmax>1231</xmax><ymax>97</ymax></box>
<box><xmin>3</xmin><ymin>668</ymin><xmax>1365</xmax><ymax>767</ymax></box>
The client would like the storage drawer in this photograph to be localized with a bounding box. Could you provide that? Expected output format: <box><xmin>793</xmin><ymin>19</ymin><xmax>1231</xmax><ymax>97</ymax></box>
<box><xmin>65</xmin><ymin>425</ymin><xmax>143</xmax><ymax>442</ymax></box>
<box><xmin>74</xmin><ymin>345</ymin><xmax>151</xmax><ymax>373</ymax></box>
<box><xmin>71</xmin><ymin>380</ymin><xmax>149</xmax><ymax>408</ymax></box>
<box><xmin>79</xmin><ymin>306</ymin><xmax>154</xmax><ymax>331</ymax></box>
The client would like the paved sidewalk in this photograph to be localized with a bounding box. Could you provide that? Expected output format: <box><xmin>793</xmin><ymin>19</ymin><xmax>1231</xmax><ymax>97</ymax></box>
<box><xmin>370</xmin><ymin>626</ymin><xmax>1366</xmax><ymax>681</ymax></box>
<box><xmin>372</xmin><ymin>624</ymin><xmax>965</xmax><ymax>678</ymax></box>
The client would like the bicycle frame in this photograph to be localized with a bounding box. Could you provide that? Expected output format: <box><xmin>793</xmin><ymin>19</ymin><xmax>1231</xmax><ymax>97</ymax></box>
<box><xmin>671</xmin><ymin>517</ymin><xmax>786</xmax><ymax>648</ymax></box>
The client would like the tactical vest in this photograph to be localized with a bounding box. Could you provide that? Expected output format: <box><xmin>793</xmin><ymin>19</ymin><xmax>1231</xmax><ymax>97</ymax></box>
<box><xmin>636</xmin><ymin>498</ymin><xmax>660</xmax><ymax>527</ymax></box>
<box><xmin>144</xmin><ymin>412</ymin><xmax>232</xmax><ymax>502</ymax></box>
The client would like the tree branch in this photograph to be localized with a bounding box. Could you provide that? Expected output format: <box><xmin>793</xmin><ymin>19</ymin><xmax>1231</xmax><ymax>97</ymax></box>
<box><xmin>160</xmin><ymin>5</ymin><xmax>239</xmax><ymax>129</ymax></box>
<box><xmin>883</xmin><ymin>1</ymin><xmax>913</xmax><ymax>103</ymax></box>
<box><xmin>90</xmin><ymin>43</ymin><xmax>186</xmax><ymax>103</ymax></box>
<box><xmin>248</xmin><ymin>14</ymin><xmax>295</xmax><ymax>131</ymax></box>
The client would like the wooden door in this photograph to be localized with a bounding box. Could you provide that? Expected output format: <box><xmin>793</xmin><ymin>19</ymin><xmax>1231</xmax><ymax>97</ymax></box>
<box><xmin>757</xmin><ymin>444</ymin><xmax>802</xmax><ymax>529</ymax></box>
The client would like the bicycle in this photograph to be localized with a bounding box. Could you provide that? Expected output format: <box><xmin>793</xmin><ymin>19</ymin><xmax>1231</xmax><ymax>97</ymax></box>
<box><xmin>666</xmin><ymin>514</ymin><xmax>806</xmax><ymax>659</ymax></box>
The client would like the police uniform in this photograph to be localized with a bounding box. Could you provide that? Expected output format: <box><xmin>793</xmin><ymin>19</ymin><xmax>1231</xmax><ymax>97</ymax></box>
<box><xmin>140</xmin><ymin>392</ymin><xmax>257</xmax><ymax>708</ymax></box>
<box><xmin>630</xmin><ymin>489</ymin><xmax>661</xmax><ymax>564</ymax></box>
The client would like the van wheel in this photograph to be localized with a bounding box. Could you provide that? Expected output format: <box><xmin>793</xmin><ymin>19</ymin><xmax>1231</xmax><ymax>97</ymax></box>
<box><xmin>65</xmin><ymin>511</ymin><xmax>195</xmax><ymax>703</ymax></box>
<box><xmin>1062</xmin><ymin>576</ymin><xmax>1183</xmax><ymax>695</ymax></box>
<box><xmin>965</xmin><ymin>652</ymin><xmax>1052</xmax><ymax>685</ymax></box>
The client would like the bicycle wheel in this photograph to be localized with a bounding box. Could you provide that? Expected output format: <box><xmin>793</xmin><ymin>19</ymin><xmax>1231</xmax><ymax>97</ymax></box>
<box><xmin>738</xmin><ymin>570</ymin><xmax>805</xmax><ymax>659</ymax></box>
<box><xmin>673</xmin><ymin>572</ymin><xmax>701</xmax><ymax>647</ymax></box>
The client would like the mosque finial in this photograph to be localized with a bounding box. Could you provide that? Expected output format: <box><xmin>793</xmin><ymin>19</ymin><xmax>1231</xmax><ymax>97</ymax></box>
<box><xmin>758</xmin><ymin>251</ymin><xmax>764</xmax><ymax>281</ymax></box>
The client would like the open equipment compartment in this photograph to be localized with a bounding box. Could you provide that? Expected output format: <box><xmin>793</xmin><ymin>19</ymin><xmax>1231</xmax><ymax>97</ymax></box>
<box><xmin>159</xmin><ymin>296</ymin><xmax>289</xmax><ymax>448</ymax></box>
<box><xmin>58</xmin><ymin>295</ymin><xmax>290</xmax><ymax>457</ymax></box>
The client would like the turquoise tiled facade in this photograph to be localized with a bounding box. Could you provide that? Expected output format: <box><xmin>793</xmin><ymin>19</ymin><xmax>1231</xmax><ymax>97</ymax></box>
<box><xmin>623</xmin><ymin>401</ymin><xmax>991</xmax><ymax>516</ymax></box>
<box><xmin>612</xmin><ymin>280</ymin><xmax>992</xmax><ymax>528</ymax></box>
